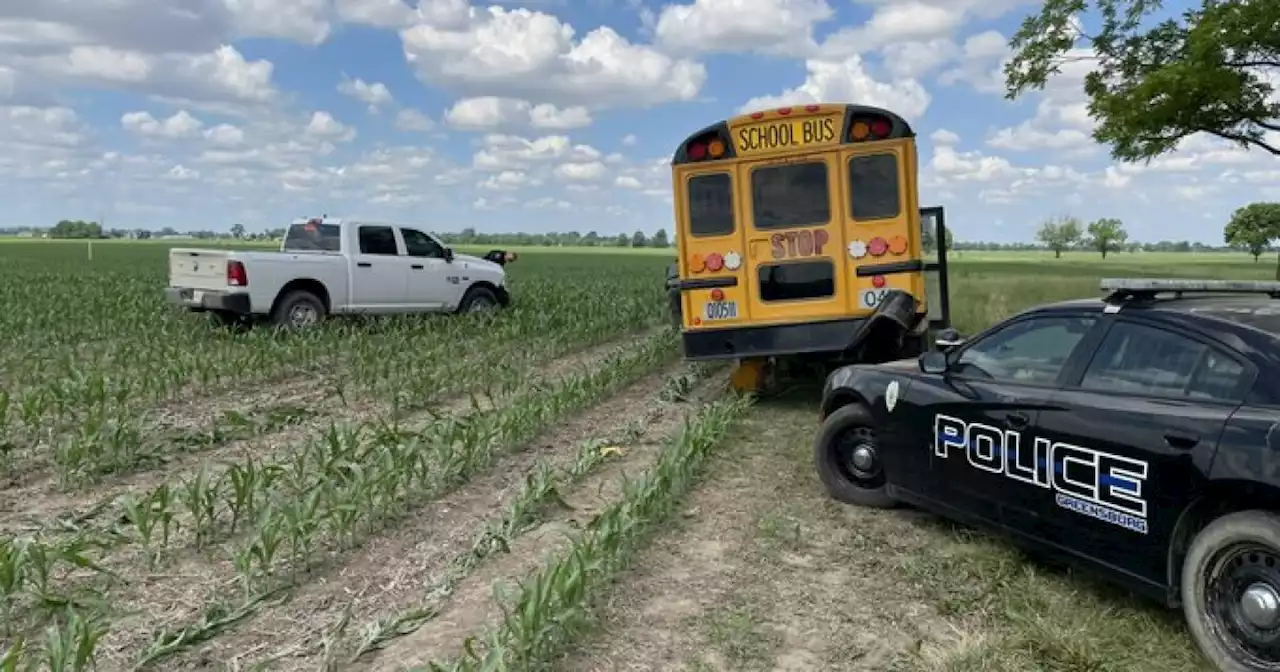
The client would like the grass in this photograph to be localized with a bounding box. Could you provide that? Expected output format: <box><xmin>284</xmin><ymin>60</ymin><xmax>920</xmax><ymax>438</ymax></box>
<box><xmin>0</xmin><ymin>239</ymin><xmax>1267</xmax><ymax>670</ymax></box>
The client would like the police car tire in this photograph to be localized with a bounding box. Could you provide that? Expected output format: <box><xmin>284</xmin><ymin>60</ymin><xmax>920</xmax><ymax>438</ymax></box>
<box><xmin>271</xmin><ymin>290</ymin><xmax>326</xmax><ymax>329</ymax></box>
<box><xmin>1181</xmin><ymin>510</ymin><xmax>1280</xmax><ymax>672</ymax></box>
<box><xmin>813</xmin><ymin>403</ymin><xmax>895</xmax><ymax>509</ymax></box>
<box><xmin>457</xmin><ymin>286</ymin><xmax>499</xmax><ymax>313</ymax></box>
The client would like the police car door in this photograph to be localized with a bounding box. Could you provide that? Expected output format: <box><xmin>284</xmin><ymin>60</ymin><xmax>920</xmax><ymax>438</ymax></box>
<box><xmin>1033</xmin><ymin>317</ymin><xmax>1248</xmax><ymax>586</ymax></box>
<box><xmin>925</xmin><ymin>314</ymin><xmax>1103</xmax><ymax>525</ymax></box>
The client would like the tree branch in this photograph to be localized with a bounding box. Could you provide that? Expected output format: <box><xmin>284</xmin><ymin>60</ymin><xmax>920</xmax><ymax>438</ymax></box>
<box><xmin>1224</xmin><ymin>59</ymin><xmax>1280</xmax><ymax>68</ymax></box>
<box><xmin>1207</xmin><ymin>128</ymin><xmax>1280</xmax><ymax>155</ymax></box>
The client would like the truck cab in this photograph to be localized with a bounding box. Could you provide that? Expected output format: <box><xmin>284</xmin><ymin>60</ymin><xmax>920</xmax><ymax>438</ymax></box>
<box><xmin>166</xmin><ymin>217</ymin><xmax>514</xmax><ymax>328</ymax></box>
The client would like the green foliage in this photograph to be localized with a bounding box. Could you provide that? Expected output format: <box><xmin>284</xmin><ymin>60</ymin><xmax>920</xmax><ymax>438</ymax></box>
<box><xmin>1035</xmin><ymin>216</ymin><xmax>1084</xmax><ymax>258</ymax></box>
<box><xmin>48</xmin><ymin>221</ymin><xmax>102</xmax><ymax>239</ymax></box>
<box><xmin>1086</xmin><ymin>217</ymin><xmax>1128</xmax><ymax>258</ymax></box>
<box><xmin>1225</xmin><ymin>202</ymin><xmax>1280</xmax><ymax>276</ymax></box>
<box><xmin>1005</xmin><ymin>0</ymin><xmax>1280</xmax><ymax>162</ymax></box>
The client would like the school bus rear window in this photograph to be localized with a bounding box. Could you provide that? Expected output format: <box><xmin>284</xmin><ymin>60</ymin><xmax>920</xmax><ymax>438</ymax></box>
<box><xmin>848</xmin><ymin>154</ymin><xmax>900</xmax><ymax>221</ymax></box>
<box><xmin>757</xmin><ymin>260</ymin><xmax>835</xmax><ymax>302</ymax></box>
<box><xmin>751</xmin><ymin>162</ymin><xmax>830</xmax><ymax>229</ymax></box>
<box><xmin>687</xmin><ymin>173</ymin><xmax>734</xmax><ymax>237</ymax></box>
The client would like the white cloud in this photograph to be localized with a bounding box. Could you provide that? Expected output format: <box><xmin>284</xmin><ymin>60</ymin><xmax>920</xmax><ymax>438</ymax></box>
<box><xmin>554</xmin><ymin>160</ymin><xmax>607</xmax><ymax>181</ymax></box>
<box><xmin>472</xmin><ymin>134</ymin><xmax>601</xmax><ymax>171</ymax></box>
<box><xmin>121</xmin><ymin>110</ymin><xmax>203</xmax><ymax>139</ymax></box>
<box><xmin>654</xmin><ymin>0</ymin><xmax>832</xmax><ymax>56</ymax></box>
<box><xmin>394</xmin><ymin>108</ymin><xmax>434</xmax><ymax>131</ymax></box>
<box><xmin>203</xmin><ymin>123</ymin><xmax>245</xmax><ymax>146</ymax></box>
<box><xmin>337</xmin><ymin>76</ymin><xmax>393</xmax><ymax>112</ymax></box>
<box><xmin>931</xmin><ymin>129</ymin><xmax>960</xmax><ymax>145</ymax></box>
<box><xmin>399</xmin><ymin>7</ymin><xmax>705</xmax><ymax>109</ymax></box>
<box><xmin>304</xmin><ymin>111</ymin><xmax>355</xmax><ymax>141</ymax></box>
<box><xmin>615</xmin><ymin>175</ymin><xmax>642</xmax><ymax>188</ymax></box>
<box><xmin>743</xmin><ymin>55</ymin><xmax>930</xmax><ymax>120</ymax></box>
<box><xmin>445</xmin><ymin>96</ymin><xmax>592</xmax><ymax>130</ymax></box>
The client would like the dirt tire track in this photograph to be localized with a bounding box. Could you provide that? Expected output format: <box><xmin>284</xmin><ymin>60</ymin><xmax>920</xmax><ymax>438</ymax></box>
<box><xmin>86</xmin><ymin>329</ymin><xmax>674</xmax><ymax>669</ymax></box>
<box><xmin>354</xmin><ymin>369</ymin><xmax>731</xmax><ymax>672</ymax></box>
<box><xmin>553</xmin><ymin>399</ymin><xmax>956</xmax><ymax>672</ymax></box>
<box><xmin>0</xmin><ymin>328</ymin><xmax>666</xmax><ymax>537</ymax></box>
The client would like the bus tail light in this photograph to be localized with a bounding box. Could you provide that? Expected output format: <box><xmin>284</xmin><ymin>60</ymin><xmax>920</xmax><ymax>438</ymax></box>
<box><xmin>689</xmin><ymin>253</ymin><xmax>706</xmax><ymax>273</ymax></box>
<box><xmin>872</xmin><ymin>275</ymin><xmax>886</xmax><ymax>288</ymax></box>
<box><xmin>227</xmin><ymin>260</ymin><xmax>248</xmax><ymax>286</ymax></box>
<box><xmin>705</xmin><ymin>252</ymin><xmax>724</xmax><ymax>271</ymax></box>
<box><xmin>711</xmin><ymin>288</ymin><xmax>724</xmax><ymax>301</ymax></box>
<box><xmin>848</xmin><ymin>115</ymin><xmax>893</xmax><ymax>142</ymax></box>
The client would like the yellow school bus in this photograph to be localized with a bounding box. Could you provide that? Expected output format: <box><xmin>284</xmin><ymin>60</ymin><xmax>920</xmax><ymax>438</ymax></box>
<box><xmin>664</xmin><ymin>102</ymin><xmax>952</xmax><ymax>390</ymax></box>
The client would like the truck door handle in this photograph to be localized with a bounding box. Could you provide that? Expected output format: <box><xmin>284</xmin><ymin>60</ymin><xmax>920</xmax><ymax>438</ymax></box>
<box><xmin>357</xmin><ymin>262</ymin><xmax>372</xmax><ymax>268</ymax></box>
<box><xmin>1164</xmin><ymin>430</ymin><xmax>1200</xmax><ymax>449</ymax></box>
<box><xmin>1004</xmin><ymin>412</ymin><xmax>1029</xmax><ymax>429</ymax></box>
<box><xmin>411</xmin><ymin>264</ymin><xmax>423</xmax><ymax>269</ymax></box>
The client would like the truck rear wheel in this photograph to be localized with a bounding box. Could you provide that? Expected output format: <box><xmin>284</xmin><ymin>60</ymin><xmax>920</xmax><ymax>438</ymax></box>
<box><xmin>271</xmin><ymin>290</ymin><xmax>325</xmax><ymax>329</ymax></box>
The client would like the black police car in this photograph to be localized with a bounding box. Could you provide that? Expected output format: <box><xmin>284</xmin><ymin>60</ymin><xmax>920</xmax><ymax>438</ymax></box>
<box><xmin>814</xmin><ymin>278</ymin><xmax>1280</xmax><ymax>672</ymax></box>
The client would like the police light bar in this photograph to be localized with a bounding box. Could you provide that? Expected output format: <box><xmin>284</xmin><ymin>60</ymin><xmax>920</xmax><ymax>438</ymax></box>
<box><xmin>1101</xmin><ymin>278</ymin><xmax>1280</xmax><ymax>300</ymax></box>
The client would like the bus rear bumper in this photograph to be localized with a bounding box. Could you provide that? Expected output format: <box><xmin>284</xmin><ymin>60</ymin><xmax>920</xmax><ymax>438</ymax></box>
<box><xmin>681</xmin><ymin>289</ymin><xmax>929</xmax><ymax>362</ymax></box>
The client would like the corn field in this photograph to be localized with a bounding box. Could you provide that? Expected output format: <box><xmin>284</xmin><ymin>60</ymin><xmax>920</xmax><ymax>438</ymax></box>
<box><xmin>0</xmin><ymin>241</ymin><xmax>751</xmax><ymax>671</ymax></box>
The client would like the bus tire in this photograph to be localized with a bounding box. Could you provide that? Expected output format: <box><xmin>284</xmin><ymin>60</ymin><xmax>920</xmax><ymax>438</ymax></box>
<box><xmin>665</xmin><ymin>262</ymin><xmax>682</xmax><ymax>326</ymax></box>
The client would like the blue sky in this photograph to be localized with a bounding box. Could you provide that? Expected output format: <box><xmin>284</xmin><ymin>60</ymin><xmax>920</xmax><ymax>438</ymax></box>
<box><xmin>0</xmin><ymin>0</ymin><xmax>1275</xmax><ymax>243</ymax></box>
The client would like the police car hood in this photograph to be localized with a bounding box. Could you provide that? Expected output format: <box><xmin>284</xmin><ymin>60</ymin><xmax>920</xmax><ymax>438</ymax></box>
<box><xmin>876</xmin><ymin>356</ymin><xmax>919</xmax><ymax>371</ymax></box>
<box><xmin>453</xmin><ymin>253</ymin><xmax>504</xmax><ymax>275</ymax></box>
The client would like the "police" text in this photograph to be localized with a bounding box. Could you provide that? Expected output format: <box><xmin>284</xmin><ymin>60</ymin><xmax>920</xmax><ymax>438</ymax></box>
<box><xmin>934</xmin><ymin>413</ymin><xmax>1149</xmax><ymax>534</ymax></box>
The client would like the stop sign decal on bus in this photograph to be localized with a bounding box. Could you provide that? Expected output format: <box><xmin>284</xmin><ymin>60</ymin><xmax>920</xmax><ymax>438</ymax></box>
<box><xmin>771</xmin><ymin>229</ymin><xmax>830</xmax><ymax>260</ymax></box>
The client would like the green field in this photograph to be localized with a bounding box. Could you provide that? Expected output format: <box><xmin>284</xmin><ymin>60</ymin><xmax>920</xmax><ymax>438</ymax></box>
<box><xmin>0</xmin><ymin>240</ymin><xmax>1258</xmax><ymax>670</ymax></box>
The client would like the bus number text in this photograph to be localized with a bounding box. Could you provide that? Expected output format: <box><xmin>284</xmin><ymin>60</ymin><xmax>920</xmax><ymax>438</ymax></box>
<box><xmin>738</xmin><ymin>118</ymin><xmax>836</xmax><ymax>152</ymax></box>
<box><xmin>771</xmin><ymin>229</ymin><xmax>830</xmax><ymax>259</ymax></box>
<box><xmin>860</xmin><ymin>289</ymin><xmax>888</xmax><ymax>309</ymax></box>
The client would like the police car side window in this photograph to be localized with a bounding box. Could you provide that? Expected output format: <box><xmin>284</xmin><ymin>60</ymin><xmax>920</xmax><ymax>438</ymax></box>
<box><xmin>952</xmin><ymin>316</ymin><xmax>1097</xmax><ymax>385</ymax></box>
<box><xmin>1079</xmin><ymin>322</ymin><xmax>1246</xmax><ymax>401</ymax></box>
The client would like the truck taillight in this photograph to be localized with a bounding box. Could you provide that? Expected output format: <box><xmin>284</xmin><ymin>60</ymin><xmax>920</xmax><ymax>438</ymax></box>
<box><xmin>227</xmin><ymin>260</ymin><xmax>247</xmax><ymax>286</ymax></box>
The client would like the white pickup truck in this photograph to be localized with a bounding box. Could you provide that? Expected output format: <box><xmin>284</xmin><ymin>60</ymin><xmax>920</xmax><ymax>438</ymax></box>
<box><xmin>165</xmin><ymin>217</ymin><xmax>514</xmax><ymax>328</ymax></box>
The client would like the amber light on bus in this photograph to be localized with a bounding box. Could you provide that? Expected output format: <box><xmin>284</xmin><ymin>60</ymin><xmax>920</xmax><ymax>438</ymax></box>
<box><xmin>848</xmin><ymin>115</ymin><xmax>893</xmax><ymax>142</ymax></box>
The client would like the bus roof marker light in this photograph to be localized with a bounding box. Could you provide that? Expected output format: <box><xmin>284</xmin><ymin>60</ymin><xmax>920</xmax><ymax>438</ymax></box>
<box><xmin>750</xmin><ymin>111</ymin><xmax>764</xmax><ymax>119</ymax></box>
<box><xmin>804</xmin><ymin>104</ymin><xmax>821</xmax><ymax>112</ymax></box>
<box><xmin>777</xmin><ymin>107</ymin><xmax>792</xmax><ymax>115</ymax></box>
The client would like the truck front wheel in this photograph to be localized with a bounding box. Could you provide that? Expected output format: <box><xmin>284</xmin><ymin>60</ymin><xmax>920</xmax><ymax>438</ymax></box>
<box><xmin>457</xmin><ymin>286</ymin><xmax>500</xmax><ymax>313</ymax></box>
<box><xmin>272</xmin><ymin>290</ymin><xmax>326</xmax><ymax>329</ymax></box>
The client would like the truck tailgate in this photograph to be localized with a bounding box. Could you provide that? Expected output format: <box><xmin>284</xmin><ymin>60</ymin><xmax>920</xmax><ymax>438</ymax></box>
<box><xmin>169</xmin><ymin>248</ymin><xmax>231</xmax><ymax>290</ymax></box>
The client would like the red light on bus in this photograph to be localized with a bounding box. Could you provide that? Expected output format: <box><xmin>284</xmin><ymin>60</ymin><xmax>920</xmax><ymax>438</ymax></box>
<box><xmin>872</xmin><ymin>275</ymin><xmax>886</xmax><ymax>288</ymax></box>
<box><xmin>777</xmin><ymin>107</ymin><xmax>792</xmax><ymax>115</ymax></box>
<box><xmin>705</xmin><ymin>252</ymin><xmax>724</xmax><ymax>271</ymax></box>
<box><xmin>710</xmin><ymin>288</ymin><xmax>724</xmax><ymax>301</ymax></box>
<box><xmin>750</xmin><ymin>111</ymin><xmax>764</xmax><ymax>119</ymax></box>
<box><xmin>688</xmin><ymin>143</ymin><xmax>706</xmax><ymax>160</ymax></box>
<box><xmin>870</xmin><ymin>118</ymin><xmax>891</xmax><ymax>137</ymax></box>
<box><xmin>804</xmin><ymin>104</ymin><xmax>820</xmax><ymax>112</ymax></box>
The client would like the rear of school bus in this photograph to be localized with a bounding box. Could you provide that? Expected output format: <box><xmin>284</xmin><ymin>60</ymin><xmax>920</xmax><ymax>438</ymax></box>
<box><xmin>666</xmin><ymin>103</ymin><xmax>951</xmax><ymax>386</ymax></box>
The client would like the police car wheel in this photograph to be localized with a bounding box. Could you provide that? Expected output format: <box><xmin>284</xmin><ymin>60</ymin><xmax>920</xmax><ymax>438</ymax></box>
<box><xmin>1182</xmin><ymin>510</ymin><xmax>1280</xmax><ymax>672</ymax></box>
<box><xmin>813</xmin><ymin>403</ymin><xmax>895</xmax><ymax>509</ymax></box>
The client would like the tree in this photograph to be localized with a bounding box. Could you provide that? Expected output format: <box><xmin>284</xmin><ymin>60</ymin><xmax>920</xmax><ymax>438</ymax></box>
<box><xmin>49</xmin><ymin>219</ymin><xmax>103</xmax><ymax>239</ymax></box>
<box><xmin>1224</xmin><ymin>202</ymin><xmax>1280</xmax><ymax>277</ymax></box>
<box><xmin>1086</xmin><ymin>218</ymin><xmax>1128</xmax><ymax>259</ymax></box>
<box><xmin>614</xmin><ymin>233</ymin><xmax>629</xmax><ymax>247</ymax></box>
<box><xmin>1004</xmin><ymin>1</ymin><xmax>1280</xmax><ymax>162</ymax></box>
<box><xmin>1035</xmin><ymin>215</ymin><xmax>1083</xmax><ymax>258</ymax></box>
<box><xmin>231</xmin><ymin>223</ymin><xmax>245</xmax><ymax>239</ymax></box>
<box><xmin>651</xmin><ymin>229</ymin><xmax>669</xmax><ymax>247</ymax></box>
<box><xmin>631</xmin><ymin>230</ymin><xmax>647</xmax><ymax>247</ymax></box>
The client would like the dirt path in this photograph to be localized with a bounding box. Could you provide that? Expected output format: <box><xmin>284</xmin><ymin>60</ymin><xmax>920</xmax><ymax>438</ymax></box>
<box><xmin>554</xmin><ymin>394</ymin><xmax>957</xmax><ymax>672</ymax></box>
<box><xmin>0</xmin><ymin>329</ymin><xmax>664</xmax><ymax>538</ymax></box>
<box><xmin>349</xmin><ymin>368</ymin><xmax>731</xmax><ymax>672</ymax></box>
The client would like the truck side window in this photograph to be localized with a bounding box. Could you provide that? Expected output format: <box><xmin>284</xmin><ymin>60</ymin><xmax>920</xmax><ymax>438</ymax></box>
<box><xmin>400</xmin><ymin>228</ymin><xmax>445</xmax><ymax>258</ymax></box>
<box><xmin>358</xmin><ymin>226</ymin><xmax>399</xmax><ymax>255</ymax></box>
<box><xmin>1079</xmin><ymin>321</ymin><xmax>1247</xmax><ymax>401</ymax></box>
